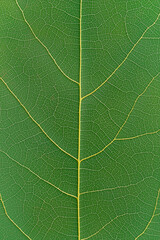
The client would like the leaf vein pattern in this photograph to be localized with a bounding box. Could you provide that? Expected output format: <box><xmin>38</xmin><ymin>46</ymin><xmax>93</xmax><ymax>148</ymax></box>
<box><xmin>81</xmin><ymin>73</ymin><xmax>159</xmax><ymax>162</ymax></box>
<box><xmin>116</xmin><ymin>129</ymin><xmax>160</xmax><ymax>141</ymax></box>
<box><xmin>15</xmin><ymin>0</ymin><xmax>79</xmax><ymax>85</ymax></box>
<box><xmin>82</xmin><ymin>213</ymin><xmax>132</xmax><ymax>240</ymax></box>
<box><xmin>77</xmin><ymin>0</ymin><xmax>82</xmax><ymax>239</ymax></box>
<box><xmin>135</xmin><ymin>189</ymin><xmax>160</xmax><ymax>239</ymax></box>
<box><xmin>0</xmin><ymin>77</ymin><xmax>78</xmax><ymax>162</ymax></box>
<box><xmin>54</xmin><ymin>6</ymin><xmax>80</xmax><ymax>20</ymax></box>
<box><xmin>82</xmin><ymin>189</ymin><xmax>160</xmax><ymax>239</ymax></box>
<box><xmin>2</xmin><ymin>3</ymin><xmax>159</xmax><ymax>239</ymax></box>
<box><xmin>0</xmin><ymin>194</ymin><xmax>32</xmax><ymax>239</ymax></box>
<box><xmin>81</xmin><ymin>13</ymin><xmax>160</xmax><ymax>100</ymax></box>
<box><xmin>80</xmin><ymin>176</ymin><xmax>153</xmax><ymax>196</ymax></box>
<box><xmin>0</xmin><ymin>151</ymin><xmax>77</xmax><ymax>199</ymax></box>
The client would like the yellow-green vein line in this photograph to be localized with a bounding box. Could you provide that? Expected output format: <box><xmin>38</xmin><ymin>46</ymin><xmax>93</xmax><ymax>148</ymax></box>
<box><xmin>135</xmin><ymin>189</ymin><xmax>160</xmax><ymax>239</ymax></box>
<box><xmin>77</xmin><ymin>1</ymin><xmax>82</xmax><ymax>239</ymax></box>
<box><xmin>0</xmin><ymin>77</ymin><xmax>78</xmax><ymax>162</ymax></box>
<box><xmin>80</xmin><ymin>176</ymin><xmax>151</xmax><ymax>196</ymax></box>
<box><xmin>81</xmin><ymin>73</ymin><xmax>159</xmax><ymax>162</ymax></box>
<box><xmin>0</xmin><ymin>150</ymin><xmax>77</xmax><ymax>199</ymax></box>
<box><xmin>0</xmin><ymin>194</ymin><xmax>32</xmax><ymax>240</ymax></box>
<box><xmin>15</xmin><ymin>0</ymin><xmax>79</xmax><ymax>85</ymax></box>
<box><xmin>116</xmin><ymin>129</ymin><xmax>160</xmax><ymax>141</ymax></box>
<box><xmin>81</xmin><ymin>13</ymin><xmax>160</xmax><ymax>100</ymax></box>
<box><xmin>82</xmin><ymin>213</ymin><xmax>129</xmax><ymax>240</ymax></box>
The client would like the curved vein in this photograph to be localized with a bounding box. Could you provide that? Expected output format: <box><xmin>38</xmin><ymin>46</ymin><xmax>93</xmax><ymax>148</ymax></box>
<box><xmin>81</xmin><ymin>73</ymin><xmax>159</xmax><ymax>162</ymax></box>
<box><xmin>135</xmin><ymin>189</ymin><xmax>160</xmax><ymax>239</ymax></box>
<box><xmin>15</xmin><ymin>0</ymin><xmax>79</xmax><ymax>85</ymax></box>
<box><xmin>0</xmin><ymin>194</ymin><xmax>32</xmax><ymax>239</ymax></box>
<box><xmin>82</xmin><ymin>213</ymin><xmax>129</xmax><ymax>240</ymax></box>
<box><xmin>116</xmin><ymin>129</ymin><xmax>160</xmax><ymax>141</ymax></box>
<box><xmin>0</xmin><ymin>150</ymin><xmax>77</xmax><ymax>199</ymax></box>
<box><xmin>0</xmin><ymin>77</ymin><xmax>77</xmax><ymax>161</ymax></box>
<box><xmin>82</xmin><ymin>13</ymin><xmax>160</xmax><ymax>100</ymax></box>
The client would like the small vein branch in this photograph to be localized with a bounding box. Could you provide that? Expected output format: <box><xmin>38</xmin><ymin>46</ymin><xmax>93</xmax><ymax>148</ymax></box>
<box><xmin>143</xmin><ymin>37</ymin><xmax>160</xmax><ymax>39</ymax></box>
<box><xmin>0</xmin><ymin>77</ymin><xmax>77</xmax><ymax>162</ymax></box>
<box><xmin>135</xmin><ymin>189</ymin><xmax>160</xmax><ymax>239</ymax></box>
<box><xmin>82</xmin><ymin>213</ymin><xmax>129</xmax><ymax>240</ymax></box>
<box><xmin>154</xmin><ymin>213</ymin><xmax>160</xmax><ymax>217</ymax></box>
<box><xmin>116</xmin><ymin>129</ymin><xmax>160</xmax><ymax>141</ymax></box>
<box><xmin>15</xmin><ymin>0</ymin><xmax>79</xmax><ymax>85</ymax></box>
<box><xmin>82</xmin><ymin>189</ymin><xmax>160</xmax><ymax>239</ymax></box>
<box><xmin>114</xmin><ymin>72</ymin><xmax>160</xmax><ymax>139</ymax></box>
<box><xmin>80</xmin><ymin>177</ymin><xmax>151</xmax><ymax>196</ymax></box>
<box><xmin>81</xmin><ymin>73</ymin><xmax>159</xmax><ymax>162</ymax></box>
<box><xmin>0</xmin><ymin>151</ymin><xmax>77</xmax><ymax>199</ymax></box>
<box><xmin>81</xmin><ymin>13</ymin><xmax>160</xmax><ymax>100</ymax></box>
<box><xmin>0</xmin><ymin>194</ymin><xmax>32</xmax><ymax>239</ymax></box>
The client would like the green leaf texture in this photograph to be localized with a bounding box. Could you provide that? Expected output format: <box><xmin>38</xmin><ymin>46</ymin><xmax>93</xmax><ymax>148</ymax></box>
<box><xmin>0</xmin><ymin>0</ymin><xmax>160</xmax><ymax>239</ymax></box>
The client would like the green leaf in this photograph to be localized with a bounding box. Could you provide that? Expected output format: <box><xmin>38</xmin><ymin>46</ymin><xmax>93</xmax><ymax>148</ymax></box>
<box><xmin>0</xmin><ymin>0</ymin><xmax>160</xmax><ymax>239</ymax></box>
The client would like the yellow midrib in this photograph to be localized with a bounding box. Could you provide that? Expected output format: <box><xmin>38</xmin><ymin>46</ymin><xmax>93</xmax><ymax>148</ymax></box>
<box><xmin>77</xmin><ymin>0</ymin><xmax>82</xmax><ymax>239</ymax></box>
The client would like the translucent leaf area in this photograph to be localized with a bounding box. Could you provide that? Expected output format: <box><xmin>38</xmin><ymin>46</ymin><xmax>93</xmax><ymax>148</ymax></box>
<box><xmin>0</xmin><ymin>0</ymin><xmax>160</xmax><ymax>239</ymax></box>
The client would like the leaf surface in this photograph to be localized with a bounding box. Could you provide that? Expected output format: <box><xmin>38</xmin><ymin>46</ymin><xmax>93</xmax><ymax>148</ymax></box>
<box><xmin>0</xmin><ymin>0</ymin><xmax>160</xmax><ymax>239</ymax></box>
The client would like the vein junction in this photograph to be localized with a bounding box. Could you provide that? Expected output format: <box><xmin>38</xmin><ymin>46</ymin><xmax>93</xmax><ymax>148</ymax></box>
<box><xmin>81</xmin><ymin>12</ymin><xmax>160</xmax><ymax>100</ymax></box>
<box><xmin>0</xmin><ymin>150</ymin><xmax>77</xmax><ymax>199</ymax></box>
<box><xmin>81</xmin><ymin>73</ymin><xmax>160</xmax><ymax>162</ymax></box>
<box><xmin>82</xmin><ymin>189</ymin><xmax>160</xmax><ymax>240</ymax></box>
<box><xmin>0</xmin><ymin>77</ymin><xmax>77</xmax><ymax>162</ymax></box>
<box><xmin>2</xmin><ymin>3</ymin><xmax>160</xmax><ymax>239</ymax></box>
